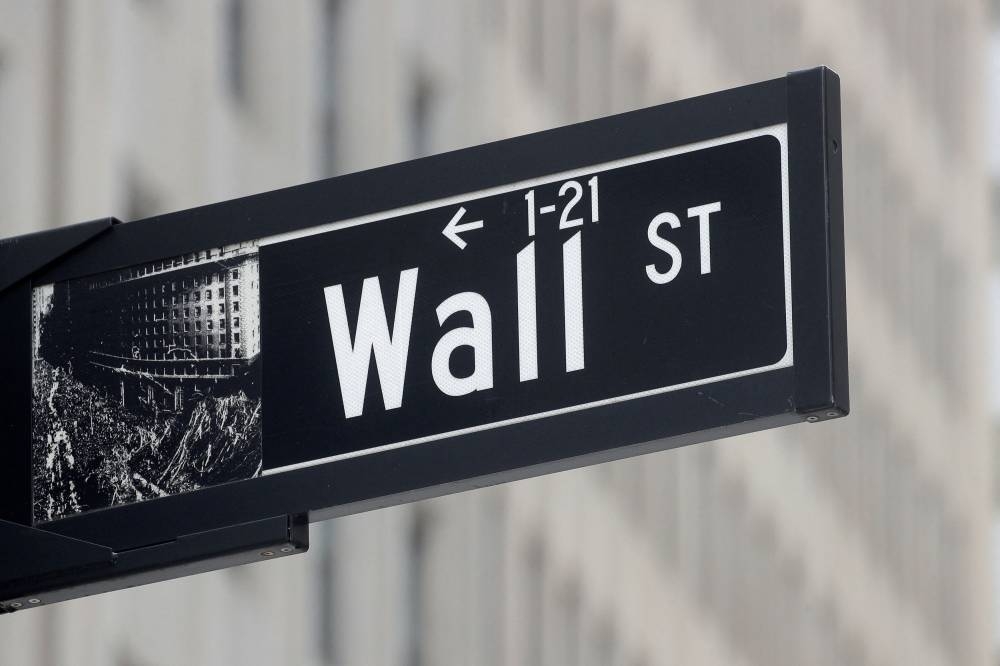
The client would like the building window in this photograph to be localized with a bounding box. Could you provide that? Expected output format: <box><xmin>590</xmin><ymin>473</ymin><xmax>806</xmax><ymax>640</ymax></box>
<box><xmin>184</xmin><ymin>308</ymin><xmax>189</xmax><ymax>318</ymax></box>
<box><xmin>206</xmin><ymin>289</ymin><xmax>212</xmax><ymax>300</ymax></box>
<box><xmin>220</xmin><ymin>303</ymin><xmax>226</xmax><ymax>314</ymax></box>
<box><xmin>220</xmin><ymin>318</ymin><xmax>226</xmax><ymax>329</ymax></box>
<box><xmin>589</xmin><ymin>5</ymin><xmax>615</xmax><ymax>117</ymax></box>
<box><xmin>219</xmin><ymin>288</ymin><xmax>225</xmax><ymax>299</ymax></box>
<box><xmin>409</xmin><ymin>72</ymin><xmax>434</xmax><ymax>158</ymax></box>
<box><xmin>233</xmin><ymin>317</ymin><xmax>240</xmax><ymax>328</ymax></box>
<box><xmin>233</xmin><ymin>301</ymin><xmax>240</xmax><ymax>312</ymax></box>
<box><xmin>233</xmin><ymin>285</ymin><xmax>239</xmax><ymax>297</ymax></box>
<box><xmin>399</xmin><ymin>505</ymin><xmax>429</xmax><ymax>664</ymax></box>
<box><xmin>520</xmin><ymin>540</ymin><xmax>545</xmax><ymax>666</ymax></box>
<box><xmin>208</xmin><ymin>320</ymin><xmax>214</xmax><ymax>330</ymax></box>
<box><xmin>195</xmin><ymin>307</ymin><xmax>201</xmax><ymax>317</ymax></box>
<box><xmin>526</xmin><ymin>0</ymin><xmax>545</xmax><ymax>87</ymax></box>
<box><xmin>221</xmin><ymin>334</ymin><xmax>227</xmax><ymax>344</ymax></box>
<box><xmin>234</xmin><ymin>332</ymin><xmax>241</xmax><ymax>344</ymax></box>
<box><xmin>194</xmin><ymin>291</ymin><xmax>200</xmax><ymax>302</ymax></box>
<box><xmin>123</xmin><ymin>163</ymin><xmax>162</xmax><ymax>221</ymax></box>
<box><xmin>196</xmin><ymin>321</ymin><xmax>202</xmax><ymax>332</ymax></box>
<box><xmin>208</xmin><ymin>335</ymin><xmax>214</xmax><ymax>344</ymax></box>
<box><xmin>207</xmin><ymin>305</ymin><xmax>213</xmax><ymax>315</ymax></box>
<box><xmin>224</xmin><ymin>0</ymin><xmax>249</xmax><ymax>103</ymax></box>
<box><xmin>184</xmin><ymin>322</ymin><xmax>190</xmax><ymax>333</ymax></box>
<box><xmin>320</xmin><ymin>0</ymin><xmax>342</xmax><ymax>178</ymax></box>
<box><xmin>232</xmin><ymin>269</ymin><xmax>239</xmax><ymax>280</ymax></box>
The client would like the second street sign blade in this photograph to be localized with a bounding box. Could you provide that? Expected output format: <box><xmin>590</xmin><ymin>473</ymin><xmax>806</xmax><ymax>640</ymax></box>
<box><xmin>261</xmin><ymin>127</ymin><xmax>791</xmax><ymax>474</ymax></box>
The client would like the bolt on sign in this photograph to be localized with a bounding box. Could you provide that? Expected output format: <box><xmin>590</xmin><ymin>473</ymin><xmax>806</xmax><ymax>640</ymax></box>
<box><xmin>0</xmin><ymin>67</ymin><xmax>847</xmax><ymax>611</ymax></box>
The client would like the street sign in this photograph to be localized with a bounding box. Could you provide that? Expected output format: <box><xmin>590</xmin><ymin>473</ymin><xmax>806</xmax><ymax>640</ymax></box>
<box><xmin>261</xmin><ymin>128</ymin><xmax>790</xmax><ymax>474</ymax></box>
<box><xmin>0</xmin><ymin>67</ymin><xmax>847</xmax><ymax>610</ymax></box>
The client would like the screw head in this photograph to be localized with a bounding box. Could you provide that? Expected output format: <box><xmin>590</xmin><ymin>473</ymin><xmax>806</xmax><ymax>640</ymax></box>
<box><xmin>8</xmin><ymin>602</ymin><xmax>22</xmax><ymax>609</ymax></box>
<box><xmin>806</xmin><ymin>415</ymin><xmax>819</xmax><ymax>422</ymax></box>
<box><xmin>826</xmin><ymin>411</ymin><xmax>838</xmax><ymax>417</ymax></box>
<box><xmin>280</xmin><ymin>546</ymin><xmax>294</xmax><ymax>553</ymax></box>
<box><xmin>260</xmin><ymin>551</ymin><xmax>275</xmax><ymax>557</ymax></box>
<box><xmin>27</xmin><ymin>599</ymin><xmax>40</xmax><ymax>605</ymax></box>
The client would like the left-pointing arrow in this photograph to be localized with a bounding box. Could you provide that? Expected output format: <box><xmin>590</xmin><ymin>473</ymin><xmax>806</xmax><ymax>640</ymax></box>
<box><xmin>442</xmin><ymin>207</ymin><xmax>484</xmax><ymax>250</ymax></box>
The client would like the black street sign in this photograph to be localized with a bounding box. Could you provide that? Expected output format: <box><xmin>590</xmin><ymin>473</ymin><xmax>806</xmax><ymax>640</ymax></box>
<box><xmin>262</xmin><ymin>130</ymin><xmax>789</xmax><ymax>473</ymax></box>
<box><xmin>0</xmin><ymin>67</ymin><xmax>847</xmax><ymax>610</ymax></box>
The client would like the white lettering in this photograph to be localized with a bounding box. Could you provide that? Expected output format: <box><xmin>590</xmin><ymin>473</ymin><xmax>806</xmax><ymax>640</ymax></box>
<box><xmin>431</xmin><ymin>292</ymin><xmax>494</xmax><ymax>396</ymax></box>
<box><xmin>516</xmin><ymin>242</ymin><xmax>539</xmax><ymax>382</ymax></box>
<box><xmin>324</xmin><ymin>268</ymin><xmax>419</xmax><ymax>418</ymax></box>
<box><xmin>646</xmin><ymin>213</ymin><xmax>682</xmax><ymax>284</ymax></box>
<box><xmin>687</xmin><ymin>201</ymin><xmax>721</xmax><ymax>275</ymax></box>
<box><xmin>563</xmin><ymin>231</ymin><xmax>585</xmax><ymax>372</ymax></box>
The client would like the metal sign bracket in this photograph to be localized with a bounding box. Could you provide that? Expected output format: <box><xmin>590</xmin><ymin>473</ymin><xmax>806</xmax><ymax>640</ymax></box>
<box><xmin>0</xmin><ymin>514</ymin><xmax>308</xmax><ymax>612</ymax></box>
<box><xmin>0</xmin><ymin>217</ymin><xmax>119</xmax><ymax>296</ymax></box>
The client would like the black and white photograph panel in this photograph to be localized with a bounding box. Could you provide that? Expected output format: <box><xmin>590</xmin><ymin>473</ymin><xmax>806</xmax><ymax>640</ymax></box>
<box><xmin>31</xmin><ymin>242</ymin><xmax>263</xmax><ymax>524</ymax></box>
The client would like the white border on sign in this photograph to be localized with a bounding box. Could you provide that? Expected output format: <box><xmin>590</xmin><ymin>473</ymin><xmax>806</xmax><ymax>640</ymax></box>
<box><xmin>262</xmin><ymin>123</ymin><xmax>793</xmax><ymax>475</ymax></box>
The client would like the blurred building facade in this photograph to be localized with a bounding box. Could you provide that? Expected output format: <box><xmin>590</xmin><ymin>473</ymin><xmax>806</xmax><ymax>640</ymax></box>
<box><xmin>0</xmin><ymin>1</ymin><xmax>992</xmax><ymax>665</ymax></box>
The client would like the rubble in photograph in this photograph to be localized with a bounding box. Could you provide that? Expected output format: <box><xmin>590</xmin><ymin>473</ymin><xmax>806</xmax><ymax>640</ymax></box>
<box><xmin>32</xmin><ymin>361</ymin><xmax>261</xmax><ymax>522</ymax></box>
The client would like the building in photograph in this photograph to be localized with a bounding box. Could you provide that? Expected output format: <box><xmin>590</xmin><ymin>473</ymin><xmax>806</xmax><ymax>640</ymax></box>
<box><xmin>36</xmin><ymin>244</ymin><xmax>260</xmax><ymax>412</ymax></box>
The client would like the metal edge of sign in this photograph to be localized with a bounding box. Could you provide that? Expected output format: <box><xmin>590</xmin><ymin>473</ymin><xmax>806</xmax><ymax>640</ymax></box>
<box><xmin>787</xmin><ymin>67</ymin><xmax>849</xmax><ymax>417</ymax></box>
